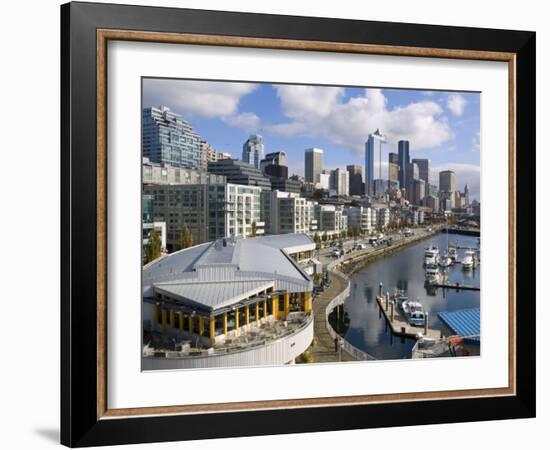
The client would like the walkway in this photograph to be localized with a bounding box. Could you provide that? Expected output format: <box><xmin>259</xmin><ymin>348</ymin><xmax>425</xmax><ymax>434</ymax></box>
<box><xmin>310</xmin><ymin>272</ymin><xmax>356</xmax><ymax>362</ymax></box>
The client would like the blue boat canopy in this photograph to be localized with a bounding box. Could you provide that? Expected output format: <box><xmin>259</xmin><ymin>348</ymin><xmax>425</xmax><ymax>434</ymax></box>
<box><xmin>438</xmin><ymin>308</ymin><xmax>480</xmax><ymax>344</ymax></box>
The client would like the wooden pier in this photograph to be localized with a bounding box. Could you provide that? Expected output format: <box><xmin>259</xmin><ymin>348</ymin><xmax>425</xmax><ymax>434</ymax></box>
<box><xmin>375</xmin><ymin>295</ymin><xmax>441</xmax><ymax>339</ymax></box>
<box><xmin>433</xmin><ymin>282</ymin><xmax>480</xmax><ymax>291</ymax></box>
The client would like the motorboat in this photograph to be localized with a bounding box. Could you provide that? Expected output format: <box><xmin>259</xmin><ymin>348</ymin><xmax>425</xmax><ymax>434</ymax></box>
<box><xmin>425</xmin><ymin>265</ymin><xmax>441</xmax><ymax>284</ymax></box>
<box><xmin>424</xmin><ymin>245</ymin><xmax>439</xmax><ymax>266</ymax></box>
<box><xmin>402</xmin><ymin>299</ymin><xmax>426</xmax><ymax>327</ymax></box>
<box><xmin>394</xmin><ymin>290</ymin><xmax>408</xmax><ymax>309</ymax></box>
<box><xmin>461</xmin><ymin>249</ymin><xmax>475</xmax><ymax>269</ymax></box>
<box><xmin>439</xmin><ymin>251</ymin><xmax>452</xmax><ymax>268</ymax></box>
<box><xmin>448</xmin><ymin>247</ymin><xmax>458</xmax><ymax>261</ymax></box>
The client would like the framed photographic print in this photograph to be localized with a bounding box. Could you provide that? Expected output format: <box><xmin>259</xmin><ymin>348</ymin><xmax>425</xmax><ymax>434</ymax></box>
<box><xmin>61</xmin><ymin>1</ymin><xmax>536</xmax><ymax>447</ymax></box>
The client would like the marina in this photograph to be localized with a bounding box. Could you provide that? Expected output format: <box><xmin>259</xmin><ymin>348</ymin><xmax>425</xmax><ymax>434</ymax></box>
<box><xmin>341</xmin><ymin>231</ymin><xmax>480</xmax><ymax>360</ymax></box>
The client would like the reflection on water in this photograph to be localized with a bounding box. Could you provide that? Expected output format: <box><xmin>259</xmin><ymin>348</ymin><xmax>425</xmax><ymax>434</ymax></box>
<box><xmin>344</xmin><ymin>233</ymin><xmax>480</xmax><ymax>360</ymax></box>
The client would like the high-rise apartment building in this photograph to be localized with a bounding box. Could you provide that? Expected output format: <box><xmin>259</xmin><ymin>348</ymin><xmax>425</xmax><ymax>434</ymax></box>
<box><xmin>365</xmin><ymin>129</ymin><xmax>387</xmax><ymax>195</ymax></box>
<box><xmin>142</xmin><ymin>106</ymin><xmax>202</xmax><ymax>169</ymax></box>
<box><xmin>242</xmin><ymin>134</ymin><xmax>265</xmax><ymax>169</ymax></box>
<box><xmin>305</xmin><ymin>148</ymin><xmax>323</xmax><ymax>183</ymax></box>
<box><xmin>267</xmin><ymin>191</ymin><xmax>317</xmax><ymax>235</ymax></box>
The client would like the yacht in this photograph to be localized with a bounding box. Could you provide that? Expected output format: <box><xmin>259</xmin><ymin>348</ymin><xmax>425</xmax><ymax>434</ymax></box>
<box><xmin>448</xmin><ymin>247</ymin><xmax>458</xmax><ymax>261</ymax></box>
<box><xmin>394</xmin><ymin>290</ymin><xmax>408</xmax><ymax>309</ymax></box>
<box><xmin>439</xmin><ymin>251</ymin><xmax>452</xmax><ymax>268</ymax></box>
<box><xmin>461</xmin><ymin>249</ymin><xmax>475</xmax><ymax>270</ymax></box>
<box><xmin>424</xmin><ymin>245</ymin><xmax>439</xmax><ymax>266</ymax></box>
<box><xmin>402</xmin><ymin>299</ymin><xmax>426</xmax><ymax>327</ymax></box>
<box><xmin>425</xmin><ymin>265</ymin><xmax>441</xmax><ymax>284</ymax></box>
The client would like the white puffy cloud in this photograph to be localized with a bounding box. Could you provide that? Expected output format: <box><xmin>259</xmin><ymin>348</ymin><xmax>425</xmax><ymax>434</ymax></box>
<box><xmin>267</xmin><ymin>87</ymin><xmax>453</xmax><ymax>154</ymax></box>
<box><xmin>143</xmin><ymin>78</ymin><xmax>257</xmax><ymax>118</ymax></box>
<box><xmin>447</xmin><ymin>94</ymin><xmax>467</xmax><ymax>117</ymax></box>
<box><xmin>222</xmin><ymin>112</ymin><xmax>261</xmax><ymax>132</ymax></box>
<box><xmin>431</xmin><ymin>163</ymin><xmax>480</xmax><ymax>200</ymax></box>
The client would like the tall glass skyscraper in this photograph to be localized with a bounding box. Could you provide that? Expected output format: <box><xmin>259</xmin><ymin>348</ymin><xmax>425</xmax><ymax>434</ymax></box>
<box><xmin>242</xmin><ymin>134</ymin><xmax>265</xmax><ymax>169</ymax></box>
<box><xmin>365</xmin><ymin>129</ymin><xmax>386</xmax><ymax>195</ymax></box>
<box><xmin>142</xmin><ymin>106</ymin><xmax>202</xmax><ymax>169</ymax></box>
<box><xmin>398</xmin><ymin>140</ymin><xmax>410</xmax><ymax>193</ymax></box>
<box><xmin>304</xmin><ymin>148</ymin><xmax>323</xmax><ymax>183</ymax></box>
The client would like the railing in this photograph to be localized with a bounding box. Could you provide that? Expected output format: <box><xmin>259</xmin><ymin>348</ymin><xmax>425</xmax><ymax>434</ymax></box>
<box><xmin>324</xmin><ymin>269</ymin><xmax>377</xmax><ymax>361</ymax></box>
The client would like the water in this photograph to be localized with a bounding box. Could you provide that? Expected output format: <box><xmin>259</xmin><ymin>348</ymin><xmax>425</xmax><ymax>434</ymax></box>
<box><xmin>344</xmin><ymin>232</ymin><xmax>480</xmax><ymax>360</ymax></box>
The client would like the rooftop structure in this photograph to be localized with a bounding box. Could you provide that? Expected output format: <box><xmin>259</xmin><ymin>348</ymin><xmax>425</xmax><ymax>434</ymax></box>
<box><xmin>438</xmin><ymin>308</ymin><xmax>480</xmax><ymax>345</ymax></box>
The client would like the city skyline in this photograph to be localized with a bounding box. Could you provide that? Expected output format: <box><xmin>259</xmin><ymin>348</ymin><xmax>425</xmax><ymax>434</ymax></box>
<box><xmin>143</xmin><ymin>78</ymin><xmax>480</xmax><ymax>200</ymax></box>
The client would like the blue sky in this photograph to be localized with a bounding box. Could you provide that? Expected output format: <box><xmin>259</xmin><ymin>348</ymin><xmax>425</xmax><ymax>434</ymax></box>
<box><xmin>143</xmin><ymin>78</ymin><xmax>480</xmax><ymax>199</ymax></box>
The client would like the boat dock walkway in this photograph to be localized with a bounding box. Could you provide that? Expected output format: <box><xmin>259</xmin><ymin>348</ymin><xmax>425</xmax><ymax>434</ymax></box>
<box><xmin>433</xmin><ymin>282</ymin><xmax>480</xmax><ymax>291</ymax></box>
<box><xmin>375</xmin><ymin>295</ymin><xmax>441</xmax><ymax>339</ymax></box>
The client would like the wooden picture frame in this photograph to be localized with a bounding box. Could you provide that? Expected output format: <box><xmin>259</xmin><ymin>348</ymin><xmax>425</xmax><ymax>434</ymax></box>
<box><xmin>61</xmin><ymin>1</ymin><xmax>535</xmax><ymax>447</ymax></box>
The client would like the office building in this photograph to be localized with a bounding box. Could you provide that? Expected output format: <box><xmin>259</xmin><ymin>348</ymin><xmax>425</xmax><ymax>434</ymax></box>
<box><xmin>388</xmin><ymin>162</ymin><xmax>399</xmax><ymax>183</ymax></box>
<box><xmin>269</xmin><ymin>177</ymin><xmax>302</xmax><ymax>194</ymax></box>
<box><xmin>412</xmin><ymin>158</ymin><xmax>430</xmax><ymax>185</ymax></box>
<box><xmin>398</xmin><ymin>140</ymin><xmax>410</xmax><ymax>194</ymax></box>
<box><xmin>318</xmin><ymin>172</ymin><xmax>330</xmax><ymax>190</ymax></box>
<box><xmin>260</xmin><ymin>151</ymin><xmax>289</xmax><ymax>179</ymax></box>
<box><xmin>365</xmin><ymin>129</ymin><xmax>387</xmax><ymax>195</ymax></box>
<box><xmin>439</xmin><ymin>170</ymin><xmax>457</xmax><ymax>193</ymax></box>
<box><xmin>389</xmin><ymin>152</ymin><xmax>399</xmax><ymax>165</ymax></box>
<box><xmin>412</xmin><ymin>179</ymin><xmax>426</xmax><ymax>206</ymax></box>
<box><xmin>208</xmin><ymin>158</ymin><xmax>272</xmax><ymax>189</ymax></box>
<box><xmin>329</xmin><ymin>168</ymin><xmax>350</xmax><ymax>196</ymax></box>
<box><xmin>315</xmin><ymin>204</ymin><xmax>348</xmax><ymax>238</ymax></box>
<box><xmin>305</xmin><ymin>148</ymin><xmax>323</xmax><ymax>183</ymax></box>
<box><xmin>242</xmin><ymin>134</ymin><xmax>265</xmax><ymax>169</ymax></box>
<box><xmin>346</xmin><ymin>164</ymin><xmax>364</xmax><ymax>196</ymax></box>
<box><xmin>142</xmin><ymin>106</ymin><xmax>202</xmax><ymax>169</ymax></box>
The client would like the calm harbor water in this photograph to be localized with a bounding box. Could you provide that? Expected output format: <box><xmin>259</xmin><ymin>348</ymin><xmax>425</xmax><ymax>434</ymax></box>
<box><xmin>344</xmin><ymin>232</ymin><xmax>480</xmax><ymax>360</ymax></box>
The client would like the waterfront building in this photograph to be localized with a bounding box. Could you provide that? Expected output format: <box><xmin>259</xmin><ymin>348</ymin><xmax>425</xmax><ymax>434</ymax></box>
<box><xmin>439</xmin><ymin>170</ymin><xmax>457</xmax><ymax>193</ymax></box>
<box><xmin>438</xmin><ymin>308</ymin><xmax>480</xmax><ymax>356</ymax></box>
<box><xmin>398</xmin><ymin>140</ymin><xmax>410</xmax><ymax>194</ymax></box>
<box><xmin>261</xmin><ymin>151</ymin><xmax>289</xmax><ymax>179</ymax></box>
<box><xmin>142</xmin><ymin>234</ymin><xmax>315</xmax><ymax>369</ymax></box>
<box><xmin>346</xmin><ymin>164</ymin><xmax>364</xmax><ymax>196</ymax></box>
<box><xmin>143</xmin><ymin>157</ymin><xmax>225</xmax><ymax>186</ymax></box>
<box><xmin>315</xmin><ymin>204</ymin><xmax>348</xmax><ymax>238</ymax></box>
<box><xmin>208</xmin><ymin>158</ymin><xmax>272</xmax><ymax>189</ymax></box>
<box><xmin>346</xmin><ymin>206</ymin><xmax>374</xmax><ymax>235</ymax></box>
<box><xmin>305</xmin><ymin>148</ymin><xmax>323</xmax><ymax>183</ymax></box>
<box><xmin>142</xmin><ymin>106</ymin><xmax>202</xmax><ymax>169</ymax></box>
<box><xmin>329</xmin><ymin>168</ymin><xmax>350</xmax><ymax>196</ymax></box>
<box><xmin>365</xmin><ymin>129</ymin><xmax>387</xmax><ymax>195</ymax></box>
<box><xmin>412</xmin><ymin>179</ymin><xmax>426</xmax><ymax>206</ymax></box>
<box><xmin>143</xmin><ymin>182</ymin><xmax>264</xmax><ymax>250</ymax></box>
<box><xmin>242</xmin><ymin>134</ymin><xmax>265</xmax><ymax>169</ymax></box>
<box><xmin>374</xmin><ymin>207</ymin><xmax>390</xmax><ymax>230</ymax></box>
<box><xmin>268</xmin><ymin>191</ymin><xmax>317</xmax><ymax>235</ymax></box>
<box><xmin>412</xmin><ymin>158</ymin><xmax>430</xmax><ymax>185</ymax></box>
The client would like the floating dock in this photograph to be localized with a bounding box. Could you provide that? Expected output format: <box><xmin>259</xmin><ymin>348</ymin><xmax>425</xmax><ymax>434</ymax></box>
<box><xmin>376</xmin><ymin>295</ymin><xmax>441</xmax><ymax>339</ymax></box>
<box><xmin>432</xmin><ymin>282</ymin><xmax>480</xmax><ymax>291</ymax></box>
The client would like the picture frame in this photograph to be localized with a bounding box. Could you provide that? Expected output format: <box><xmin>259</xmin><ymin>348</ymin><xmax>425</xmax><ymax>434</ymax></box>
<box><xmin>60</xmin><ymin>1</ymin><xmax>536</xmax><ymax>447</ymax></box>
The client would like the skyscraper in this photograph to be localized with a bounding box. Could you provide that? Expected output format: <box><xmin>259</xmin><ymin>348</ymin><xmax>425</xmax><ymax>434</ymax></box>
<box><xmin>365</xmin><ymin>129</ymin><xmax>387</xmax><ymax>195</ymax></box>
<box><xmin>260</xmin><ymin>151</ymin><xmax>289</xmax><ymax>179</ymax></box>
<box><xmin>142</xmin><ymin>106</ymin><xmax>202</xmax><ymax>169</ymax></box>
<box><xmin>464</xmin><ymin>184</ymin><xmax>470</xmax><ymax>207</ymax></box>
<box><xmin>398</xmin><ymin>140</ymin><xmax>410</xmax><ymax>194</ymax></box>
<box><xmin>305</xmin><ymin>148</ymin><xmax>323</xmax><ymax>183</ymax></box>
<box><xmin>412</xmin><ymin>179</ymin><xmax>426</xmax><ymax>206</ymax></box>
<box><xmin>388</xmin><ymin>162</ymin><xmax>399</xmax><ymax>183</ymax></box>
<box><xmin>412</xmin><ymin>158</ymin><xmax>430</xmax><ymax>185</ymax></box>
<box><xmin>346</xmin><ymin>164</ymin><xmax>364</xmax><ymax>196</ymax></box>
<box><xmin>329</xmin><ymin>168</ymin><xmax>350</xmax><ymax>196</ymax></box>
<box><xmin>242</xmin><ymin>134</ymin><xmax>265</xmax><ymax>169</ymax></box>
<box><xmin>439</xmin><ymin>170</ymin><xmax>457</xmax><ymax>193</ymax></box>
<box><xmin>389</xmin><ymin>152</ymin><xmax>399</xmax><ymax>165</ymax></box>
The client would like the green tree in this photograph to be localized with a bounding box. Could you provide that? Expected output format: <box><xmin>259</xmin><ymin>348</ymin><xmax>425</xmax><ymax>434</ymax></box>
<box><xmin>322</xmin><ymin>232</ymin><xmax>328</xmax><ymax>242</ymax></box>
<box><xmin>250</xmin><ymin>221</ymin><xmax>257</xmax><ymax>237</ymax></box>
<box><xmin>145</xmin><ymin>229</ymin><xmax>161</xmax><ymax>264</ymax></box>
<box><xmin>179</xmin><ymin>223</ymin><xmax>193</xmax><ymax>250</ymax></box>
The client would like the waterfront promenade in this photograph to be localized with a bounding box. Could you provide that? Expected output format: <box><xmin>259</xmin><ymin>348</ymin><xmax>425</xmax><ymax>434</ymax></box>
<box><xmin>311</xmin><ymin>271</ymin><xmax>357</xmax><ymax>362</ymax></box>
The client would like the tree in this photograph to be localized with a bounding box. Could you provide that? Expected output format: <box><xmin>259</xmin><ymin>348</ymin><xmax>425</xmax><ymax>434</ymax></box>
<box><xmin>179</xmin><ymin>223</ymin><xmax>193</xmax><ymax>250</ymax></box>
<box><xmin>322</xmin><ymin>232</ymin><xmax>328</xmax><ymax>242</ymax></box>
<box><xmin>145</xmin><ymin>229</ymin><xmax>161</xmax><ymax>264</ymax></box>
<box><xmin>250</xmin><ymin>221</ymin><xmax>257</xmax><ymax>237</ymax></box>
